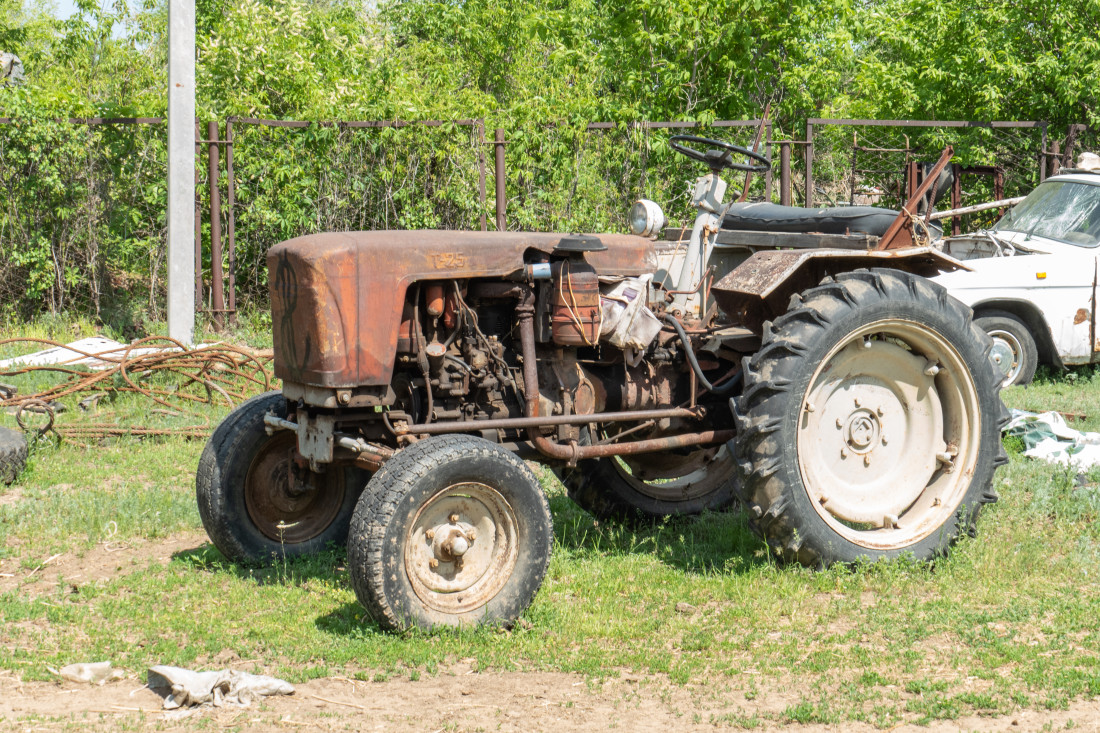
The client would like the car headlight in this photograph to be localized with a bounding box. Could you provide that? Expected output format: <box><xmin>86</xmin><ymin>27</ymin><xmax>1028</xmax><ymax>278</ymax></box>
<box><xmin>629</xmin><ymin>199</ymin><xmax>666</xmax><ymax>238</ymax></box>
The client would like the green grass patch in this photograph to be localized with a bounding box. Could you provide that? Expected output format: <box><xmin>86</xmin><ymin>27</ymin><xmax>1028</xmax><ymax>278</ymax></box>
<box><xmin>2</xmin><ymin>329</ymin><xmax>1100</xmax><ymax>725</ymax></box>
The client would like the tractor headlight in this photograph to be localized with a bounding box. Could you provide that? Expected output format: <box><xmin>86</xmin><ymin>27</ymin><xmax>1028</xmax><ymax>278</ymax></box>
<box><xmin>629</xmin><ymin>199</ymin><xmax>666</xmax><ymax>238</ymax></box>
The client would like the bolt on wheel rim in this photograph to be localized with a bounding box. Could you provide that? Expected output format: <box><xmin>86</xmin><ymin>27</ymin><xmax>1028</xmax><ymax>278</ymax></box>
<box><xmin>244</xmin><ymin>432</ymin><xmax>346</xmax><ymax>543</ymax></box>
<box><xmin>796</xmin><ymin>320</ymin><xmax>980</xmax><ymax>550</ymax></box>
<box><xmin>405</xmin><ymin>482</ymin><xmax>519</xmax><ymax>614</ymax></box>
<box><xmin>986</xmin><ymin>329</ymin><xmax>1022</xmax><ymax>385</ymax></box>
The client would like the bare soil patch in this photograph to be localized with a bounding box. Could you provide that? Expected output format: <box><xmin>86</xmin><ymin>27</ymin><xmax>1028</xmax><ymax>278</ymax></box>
<box><xmin>0</xmin><ymin>531</ymin><xmax>208</xmax><ymax>596</ymax></box>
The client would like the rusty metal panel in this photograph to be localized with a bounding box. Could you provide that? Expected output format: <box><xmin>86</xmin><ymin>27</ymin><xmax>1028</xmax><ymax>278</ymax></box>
<box><xmin>711</xmin><ymin>247</ymin><xmax>971</xmax><ymax>333</ymax></box>
<box><xmin>269</xmin><ymin>231</ymin><xmax>656</xmax><ymax>387</ymax></box>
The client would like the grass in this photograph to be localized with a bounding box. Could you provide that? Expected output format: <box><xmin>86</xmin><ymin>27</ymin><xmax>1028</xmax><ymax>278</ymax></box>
<box><xmin>2</xmin><ymin>318</ymin><xmax>1100</xmax><ymax>727</ymax></box>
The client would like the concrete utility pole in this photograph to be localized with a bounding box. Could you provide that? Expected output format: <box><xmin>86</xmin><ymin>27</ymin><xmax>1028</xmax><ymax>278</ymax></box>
<box><xmin>167</xmin><ymin>0</ymin><xmax>195</xmax><ymax>344</ymax></box>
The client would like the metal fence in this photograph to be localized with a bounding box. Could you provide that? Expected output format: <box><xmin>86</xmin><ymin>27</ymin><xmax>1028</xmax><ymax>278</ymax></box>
<box><xmin>0</xmin><ymin>114</ymin><xmax>1091</xmax><ymax>326</ymax></box>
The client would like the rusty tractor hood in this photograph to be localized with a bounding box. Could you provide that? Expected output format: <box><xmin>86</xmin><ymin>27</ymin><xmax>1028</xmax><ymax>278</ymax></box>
<box><xmin>269</xmin><ymin>230</ymin><xmax>657</xmax><ymax>388</ymax></box>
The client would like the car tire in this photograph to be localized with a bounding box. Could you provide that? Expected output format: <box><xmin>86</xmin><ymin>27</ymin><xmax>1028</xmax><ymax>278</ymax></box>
<box><xmin>975</xmin><ymin>311</ymin><xmax>1038</xmax><ymax>387</ymax></box>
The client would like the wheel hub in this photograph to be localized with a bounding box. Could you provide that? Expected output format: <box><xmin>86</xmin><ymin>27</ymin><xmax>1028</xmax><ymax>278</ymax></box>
<box><xmin>987</xmin><ymin>332</ymin><xmax>1020</xmax><ymax>383</ymax></box>
<box><xmin>843</xmin><ymin>409</ymin><xmax>881</xmax><ymax>453</ymax></box>
<box><xmin>405</xmin><ymin>482</ymin><xmax>518</xmax><ymax>614</ymax></box>
<box><xmin>244</xmin><ymin>432</ymin><xmax>345</xmax><ymax>544</ymax></box>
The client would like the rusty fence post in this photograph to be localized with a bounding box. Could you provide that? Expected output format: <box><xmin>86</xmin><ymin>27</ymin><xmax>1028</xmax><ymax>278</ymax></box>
<box><xmin>225</xmin><ymin>118</ymin><xmax>236</xmax><ymax>327</ymax></box>
<box><xmin>779</xmin><ymin>142</ymin><xmax>792</xmax><ymax>206</ymax></box>
<box><xmin>494</xmin><ymin>128</ymin><xmax>506</xmax><ymax>231</ymax></box>
<box><xmin>805</xmin><ymin>121</ymin><xmax>814</xmax><ymax>208</ymax></box>
<box><xmin>194</xmin><ymin>120</ymin><xmax>202</xmax><ymax>310</ymax></box>
<box><xmin>764</xmin><ymin>123</ymin><xmax>773</xmax><ymax>201</ymax></box>
<box><xmin>208</xmin><ymin>120</ymin><xmax>225</xmax><ymax>331</ymax></box>
<box><xmin>1051</xmin><ymin>140</ymin><xmax>1061</xmax><ymax>179</ymax></box>
<box><xmin>477</xmin><ymin>120</ymin><xmax>487</xmax><ymax>231</ymax></box>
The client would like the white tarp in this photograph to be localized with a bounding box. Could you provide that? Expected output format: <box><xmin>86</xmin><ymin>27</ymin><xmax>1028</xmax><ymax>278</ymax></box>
<box><xmin>1003</xmin><ymin>409</ymin><xmax>1100</xmax><ymax>468</ymax></box>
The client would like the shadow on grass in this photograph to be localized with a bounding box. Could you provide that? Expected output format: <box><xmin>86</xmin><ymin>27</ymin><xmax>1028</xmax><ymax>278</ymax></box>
<box><xmin>171</xmin><ymin>542</ymin><xmax>349</xmax><ymax>586</ymax></box>
<box><xmin>548</xmin><ymin>492</ymin><xmax>771</xmax><ymax>575</ymax></box>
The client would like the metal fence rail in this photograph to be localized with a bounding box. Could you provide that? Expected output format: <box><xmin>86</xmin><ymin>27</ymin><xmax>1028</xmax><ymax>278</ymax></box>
<box><xmin>0</xmin><ymin>115</ymin><xmax>1091</xmax><ymax>326</ymax></box>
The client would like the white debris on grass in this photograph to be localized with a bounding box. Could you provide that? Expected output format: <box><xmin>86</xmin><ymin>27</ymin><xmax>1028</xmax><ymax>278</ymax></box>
<box><xmin>146</xmin><ymin>665</ymin><xmax>295</xmax><ymax>709</ymax></box>
<box><xmin>1003</xmin><ymin>409</ymin><xmax>1100</xmax><ymax>468</ymax></box>
<box><xmin>0</xmin><ymin>337</ymin><xmax>214</xmax><ymax>371</ymax></box>
<box><xmin>49</xmin><ymin>661</ymin><xmax>125</xmax><ymax>685</ymax></box>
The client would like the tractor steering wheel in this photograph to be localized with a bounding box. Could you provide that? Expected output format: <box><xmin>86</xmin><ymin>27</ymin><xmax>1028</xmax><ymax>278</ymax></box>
<box><xmin>669</xmin><ymin>135</ymin><xmax>770</xmax><ymax>173</ymax></box>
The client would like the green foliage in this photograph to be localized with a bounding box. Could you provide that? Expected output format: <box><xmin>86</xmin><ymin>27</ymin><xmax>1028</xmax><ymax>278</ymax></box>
<box><xmin>849</xmin><ymin>0</ymin><xmax>1100</xmax><ymax>127</ymax></box>
<box><xmin>1</xmin><ymin>0</ymin><xmax>1099</xmax><ymax>320</ymax></box>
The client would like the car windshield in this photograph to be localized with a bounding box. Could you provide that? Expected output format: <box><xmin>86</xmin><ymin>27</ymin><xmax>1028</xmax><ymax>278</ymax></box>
<box><xmin>995</xmin><ymin>180</ymin><xmax>1100</xmax><ymax>247</ymax></box>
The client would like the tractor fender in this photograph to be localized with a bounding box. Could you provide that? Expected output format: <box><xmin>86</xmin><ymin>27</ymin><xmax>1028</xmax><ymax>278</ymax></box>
<box><xmin>710</xmin><ymin>246</ymin><xmax>970</xmax><ymax>334</ymax></box>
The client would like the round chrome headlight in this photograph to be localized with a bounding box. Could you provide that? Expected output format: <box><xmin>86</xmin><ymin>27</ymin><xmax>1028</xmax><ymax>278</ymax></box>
<box><xmin>629</xmin><ymin>199</ymin><xmax>666</xmax><ymax>238</ymax></box>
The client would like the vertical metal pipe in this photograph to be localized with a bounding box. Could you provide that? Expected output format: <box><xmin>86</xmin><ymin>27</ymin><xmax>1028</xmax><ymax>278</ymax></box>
<box><xmin>764</xmin><ymin>123</ymin><xmax>772</xmax><ymax>201</ymax></box>
<box><xmin>194</xmin><ymin>121</ymin><xmax>202</xmax><ymax>310</ymax></box>
<box><xmin>225</xmin><ymin>118</ymin><xmax>237</xmax><ymax>327</ymax></box>
<box><xmin>208</xmin><ymin>120</ymin><xmax>224</xmax><ymax>331</ymax></box>
<box><xmin>805</xmin><ymin>122</ymin><xmax>814</xmax><ymax>208</ymax></box>
<box><xmin>477</xmin><ymin>120</ymin><xmax>487</xmax><ymax>231</ymax></box>
<box><xmin>779</xmin><ymin>143</ymin><xmax>792</xmax><ymax>207</ymax></box>
<box><xmin>494</xmin><ymin>128</ymin><xmax>506</xmax><ymax>231</ymax></box>
<box><xmin>1040</xmin><ymin>122</ymin><xmax>1048</xmax><ymax>183</ymax></box>
<box><xmin>951</xmin><ymin>163</ymin><xmax>962</xmax><ymax>236</ymax></box>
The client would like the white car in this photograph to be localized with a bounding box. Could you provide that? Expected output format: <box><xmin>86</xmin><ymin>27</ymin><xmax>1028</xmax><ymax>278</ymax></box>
<box><xmin>933</xmin><ymin>170</ymin><xmax>1100</xmax><ymax>386</ymax></box>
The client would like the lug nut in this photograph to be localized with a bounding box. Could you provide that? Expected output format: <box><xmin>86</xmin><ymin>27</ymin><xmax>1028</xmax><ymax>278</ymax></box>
<box><xmin>836</xmin><ymin>418</ymin><xmax>843</xmax><ymax>429</ymax></box>
<box><xmin>449</xmin><ymin>514</ymin><xmax>459</xmax><ymax>524</ymax></box>
<box><xmin>881</xmin><ymin>434</ymin><xmax>888</xmax><ymax>445</ymax></box>
<box><xmin>466</xmin><ymin>528</ymin><xmax>477</xmax><ymax>541</ymax></box>
<box><xmin>863</xmin><ymin>455</ymin><xmax>871</xmax><ymax>467</ymax></box>
<box><xmin>429</xmin><ymin>558</ymin><xmax>439</xmax><ymax>568</ymax></box>
<box><xmin>425</xmin><ymin>529</ymin><xmax>435</xmax><ymax>540</ymax></box>
<box><xmin>876</xmin><ymin>407</ymin><xmax>884</xmax><ymax>417</ymax></box>
<box><xmin>840</xmin><ymin>448</ymin><xmax>848</xmax><ymax>458</ymax></box>
<box><xmin>854</xmin><ymin>398</ymin><xmax>861</xmax><ymax>408</ymax></box>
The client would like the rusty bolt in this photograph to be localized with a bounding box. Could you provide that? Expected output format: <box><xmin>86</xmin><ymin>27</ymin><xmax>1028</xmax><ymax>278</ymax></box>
<box><xmin>881</xmin><ymin>434</ymin><xmax>888</xmax><ymax>446</ymax></box>
<box><xmin>840</xmin><ymin>448</ymin><xmax>848</xmax><ymax>459</ymax></box>
<box><xmin>449</xmin><ymin>514</ymin><xmax>459</xmax><ymax>524</ymax></box>
<box><xmin>429</xmin><ymin>558</ymin><xmax>439</xmax><ymax>569</ymax></box>
<box><xmin>466</xmin><ymin>528</ymin><xmax>477</xmax><ymax>541</ymax></box>
<box><xmin>425</xmin><ymin>529</ymin><xmax>435</xmax><ymax>541</ymax></box>
<box><xmin>863</xmin><ymin>455</ymin><xmax>871</xmax><ymax>467</ymax></box>
<box><xmin>836</xmin><ymin>418</ymin><xmax>843</xmax><ymax>429</ymax></box>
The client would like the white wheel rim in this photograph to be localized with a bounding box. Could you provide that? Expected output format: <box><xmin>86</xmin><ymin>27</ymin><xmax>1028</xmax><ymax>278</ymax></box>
<box><xmin>986</xmin><ymin>328</ymin><xmax>1023</xmax><ymax>386</ymax></box>
<box><xmin>404</xmin><ymin>482</ymin><xmax>519</xmax><ymax>614</ymax></box>
<box><xmin>796</xmin><ymin>319</ymin><xmax>981</xmax><ymax>550</ymax></box>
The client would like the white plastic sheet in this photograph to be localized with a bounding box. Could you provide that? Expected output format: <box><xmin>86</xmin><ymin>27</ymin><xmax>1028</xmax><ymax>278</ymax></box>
<box><xmin>1003</xmin><ymin>409</ymin><xmax>1100</xmax><ymax>468</ymax></box>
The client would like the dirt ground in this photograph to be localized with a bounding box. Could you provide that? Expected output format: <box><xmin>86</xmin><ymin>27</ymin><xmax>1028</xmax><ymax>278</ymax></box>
<box><xmin>2</xmin><ymin>532</ymin><xmax>1097</xmax><ymax>732</ymax></box>
<box><xmin>1</xmin><ymin>671</ymin><xmax>1098</xmax><ymax>732</ymax></box>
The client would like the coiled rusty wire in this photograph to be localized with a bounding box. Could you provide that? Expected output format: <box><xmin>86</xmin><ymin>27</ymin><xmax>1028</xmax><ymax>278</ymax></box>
<box><xmin>0</xmin><ymin>336</ymin><xmax>274</xmax><ymax>443</ymax></box>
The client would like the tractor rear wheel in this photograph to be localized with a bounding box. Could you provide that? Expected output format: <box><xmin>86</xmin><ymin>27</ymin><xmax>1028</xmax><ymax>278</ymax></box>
<box><xmin>733</xmin><ymin>269</ymin><xmax>1008</xmax><ymax>567</ymax></box>
<box><xmin>558</xmin><ymin>444</ymin><xmax>737</xmax><ymax>524</ymax></box>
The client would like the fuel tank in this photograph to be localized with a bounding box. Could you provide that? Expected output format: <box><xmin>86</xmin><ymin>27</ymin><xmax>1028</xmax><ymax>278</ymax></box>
<box><xmin>268</xmin><ymin>230</ymin><xmax>657</xmax><ymax>388</ymax></box>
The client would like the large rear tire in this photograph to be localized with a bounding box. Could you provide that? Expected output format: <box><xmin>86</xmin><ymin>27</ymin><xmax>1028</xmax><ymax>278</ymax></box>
<box><xmin>196</xmin><ymin>391</ymin><xmax>366</xmax><ymax>564</ymax></box>
<box><xmin>733</xmin><ymin>270</ymin><xmax>1009</xmax><ymax>567</ymax></box>
<box><xmin>558</xmin><ymin>445</ymin><xmax>737</xmax><ymax>524</ymax></box>
<box><xmin>348</xmin><ymin>435</ymin><xmax>552</xmax><ymax>631</ymax></box>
